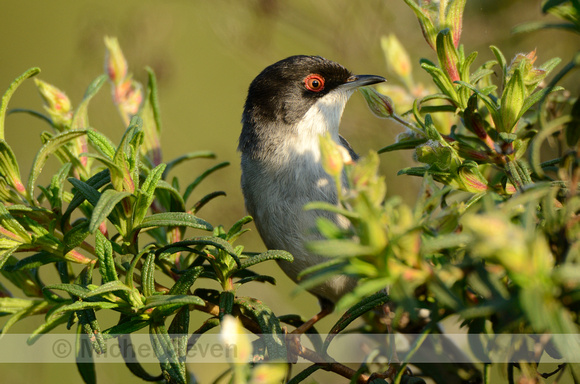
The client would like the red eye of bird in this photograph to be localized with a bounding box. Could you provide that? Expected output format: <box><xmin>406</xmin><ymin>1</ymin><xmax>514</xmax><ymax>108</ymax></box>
<box><xmin>304</xmin><ymin>74</ymin><xmax>325</xmax><ymax>92</ymax></box>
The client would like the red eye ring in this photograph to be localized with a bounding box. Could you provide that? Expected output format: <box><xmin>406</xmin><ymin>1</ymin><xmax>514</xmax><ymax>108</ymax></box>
<box><xmin>304</xmin><ymin>74</ymin><xmax>325</xmax><ymax>92</ymax></box>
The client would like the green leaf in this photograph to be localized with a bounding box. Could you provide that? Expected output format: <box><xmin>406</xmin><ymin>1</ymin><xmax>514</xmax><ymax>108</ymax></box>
<box><xmin>47</xmin><ymin>301</ymin><xmax>120</xmax><ymax>322</ymax></box>
<box><xmin>512</xmin><ymin>21</ymin><xmax>580</xmax><ymax>34</ymax></box>
<box><xmin>150</xmin><ymin>322</ymin><xmax>187</xmax><ymax>384</ymax></box>
<box><xmin>218</xmin><ymin>291</ymin><xmax>234</xmax><ymax>320</ymax></box>
<box><xmin>234</xmin><ymin>297</ymin><xmax>286</xmax><ymax>360</ymax></box>
<box><xmin>323</xmin><ymin>291</ymin><xmax>390</xmax><ymax>353</ymax></box>
<box><xmin>518</xmin><ymin>86</ymin><xmax>564</xmax><ymax>122</ymax></box>
<box><xmin>0</xmin><ymin>140</ymin><xmax>25</xmax><ymax>194</ymax></box>
<box><xmin>500</xmin><ymin>68</ymin><xmax>526</xmax><ymax>132</ymax></box>
<box><xmin>378</xmin><ymin>138</ymin><xmax>428</xmax><ymax>154</ymax></box>
<box><xmin>28</xmin><ymin>129</ymin><xmax>87</xmax><ymax>204</ymax></box>
<box><xmin>420</xmin><ymin>60</ymin><xmax>459</xmax><ymax>101</ymax></box>
<box><xmin>63</xmin><ymin>169</ymin><xmax>110</xmax><ymax>228</ymax></box>
<box><xmin>183</xmin><ymin>161</ymin><xmax>229</xmax><ymax>202</ymax></box>
<box><xmin>455</xmin><ymin>80</ymin><xmax>501</xmax><ymax>128</ymax></box>
<box><xmin>154</xmin><ymin>179</ymin><xmax>186</xmax><ymax>211</ymax></box>
<box><xmin>226</xmin><ymin>215</ymin><xmax>253</xmax><ymax>241</ymax></box>
<box><xmin>44</xmin><ymin>281</ymin><xmax>130</xmax><ymax>299</ymax></box>
<box><xmin>240</xmin><ymin>250</ymin><xmax>293</xmax><ymax>269</ymax></box>
<box><xmin>0</xmin><ymin>67</ymin><xmax>40</xmax><ymax>140</ymax></box>
<box><xmin>87</xmin><ymin>129</ymin><xmax>116</xmax><ymax>159</ymax></box>
<box><xmin>134</xmin><ymin>212</ymin><xmax>213</xmax><ymax>232</ymax></box>
<box><xmin>144</xmin><ymin>294</ymin><xmax>205</xmax><ymax>310</ymax></box>
<box><xmin>489</xmin><ymin>45</ymin><xmax>507</xmax><ymax>84</ymax></box>
<box><xmin>307</xmin><ymin>239</ymin><xmax>375</xmax><ymax>258</ymax></box>
<box><xmin>162</xmin><ymin>236</ymin><xmax>241</xmax><ymax>267</ymax></box>
<box><xmin>71</xmin><ymin>75</ymin><xmax>107</xmax><ymax>130</ymax></box>
<box><xmin>0</xmin><ymin>300</ymin><xmax>50</xmax><ymax>337</ymax></box>
<box><xmin>27</xmin><ymin>310</ymin><xmax>70</xmax><ymax>344</ymax></box>
<box><xmin>63</xmin><ymin>221</ymin><xmax>91</xmax><ymax>256</ymax></box>
<box><xmin>89</xmin><ymin>189</ymin><xmax>131</xmax><ymax>233</ymax></box>
<box><xmin>163</xmin><ymin>151</ymin><xmax>216</xmax><ymax>179</ymax></box>
<box><xmin>402</xmin><ymin>0</ymin><xmax>438</xmax><ymax>49</ymax></box>
<box><xmin>168</xmin><ymin>307</ymin><xmax>189</xmax><ymax>362</ymax></box>
<box><xmin>102</xmin><ymin>317</ymin><xmax>149</xmax><ymax>335</ymax></box>
<box><xmin>113</xmin><ymin>117</ymin><xmax>143</xmax><ymax>188</ymax></box>
<box><xmin>95</xmin><ymin>232</ymin><xmax>118</xmax><ymax>283</ymax></box>
<box><xmin>303</xmin><ymin>201</ymin><xmax>361</xmax><ymax>221</ymax></box>
<box><xmin>169</xmin><ymin>266</ymin><xmax>204</xmax><ymax>295</ymax></box>
<box><xmin>141</xmin><ymin>252</ymin><xmax>156</xmax><ymax>297</ymax></box>
<box><xmin>67</xmin><ymin>178</ymin><xmax>102</xmax><ymax>213</ymax></box>
<box><xmin>76</xmin><ymin>332</ymin><xmax>97</xmax><ymax>384</ymax></box>
<box><xmin>0</xmin><ymin>203</ymin><xmax>32</xmax><ymax>243</ymax></box>
<box><xmin>77</xmin><ymin>308</ymin><xmax>106</xmax><ymax>354</ymax></box>
<box><xmin>133</xmin><ymin>163</ymin><xmax>166</xmax><ymax>225</ymax></box>
<box><xmin>2</xmin><ymin>251</ymin><xmax>61</xmax><ymax>271</ymax></box>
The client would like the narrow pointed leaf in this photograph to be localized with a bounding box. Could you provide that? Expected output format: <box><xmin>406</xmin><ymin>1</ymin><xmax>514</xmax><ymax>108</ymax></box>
<box><xmin>63</xmin><ymin>221</ymin><xmax>91</xmax><ymax>256</ymax></box>
<box><xmin>134</xmin><ymin>212</ymin><xmax>213</xmax><ymax>232</ymax></box>
<box><xmin>133</xmin><ymin>163</ymin><xmax>166</xmax><ymax>225</ymax></box>
<box><xmin>95</xmin><ymin>232</ymin><xmax>118</xmax><ymax>283</ymax></box>
<box><xmin>234</xmin><ymin>297</ymin><xmax>286</xmax><ymax>360</ymax></box>
<box><xmin>89</xmin><ymin>189</ymin><xmax>131</xmax><ymax>233</ymax></box>
<box><xmin>168</xmin><ymin>266</ymin><xmax>204</xmax><ymax>295</ymax></box>
<box><xmin>144</xmin><ymin>294</ymin><xmax>205</xmax><ymax>310</ymax></box>
<box><xmin>141</xmin><ymin>252</ymin><xmax>156</xmax><ymax>297</ymax></box>
<box><xmin>163</xmin><ymin>151</ymin><xmax>215</xmax><ymax>179</ymax></box>
<box><xmin>0</xmin><ymin>68</ymin><xmax>40</xmax><ymax>140</ymax></box>
<box><xmin>0</xmin><ymin>204</ymin><xmax>31</xmax><ymax>243</ymax></box>
<box><xmin>183</xmin><ymin>161</ymin><xmax>229</xmax><ymax>202</ymax></box>
<box><xmin>28</xmin><ymin>130</ymin><xmax>87</xmax><ymax>204</ymax></box>
<box><xmin>150</xmin><ymin>322</ymin><xmax>187</xmax><ymax>384</ymax></box>
<box><xmin>0</xmin><ymin>140</ymin><xmax>25</xmax><ymax>194</ymax></box>
<box><xmin>63</xmin><ymin>169</ymin><xmax>110</xmax><ymax>228</ymax></box>
<box><xmin>71</xmin><ymin>75</ymin><xmax>107</xmax><ymax>130</ymax></box>
<box><xmin>87</xmin><ymin>129</ymin><xmax>116</xmax><ymax>159</ymax></box>
<box><xmin>240</xmin><ymin>250</ymin><xmax>293</xmax><ymax>269</ymax></box>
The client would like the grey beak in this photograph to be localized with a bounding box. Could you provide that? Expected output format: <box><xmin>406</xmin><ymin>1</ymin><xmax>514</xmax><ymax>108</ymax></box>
<box><xmin>339</xmin><ymin>74</ymin><xmax>386</xmax><ymax>90</ymax></box>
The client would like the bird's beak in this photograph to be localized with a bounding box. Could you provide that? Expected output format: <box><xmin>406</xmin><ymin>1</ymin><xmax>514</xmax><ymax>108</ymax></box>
<box><xmin>339</xmin><ymin>74</ymin><xmax>386</xmax><ymax>90</ymax></box>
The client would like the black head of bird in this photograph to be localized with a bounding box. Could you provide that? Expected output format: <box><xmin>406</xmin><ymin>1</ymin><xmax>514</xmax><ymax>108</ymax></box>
<box><xmin>239</xmin><ymin>55</ymin><xmax>385</xmax><ymax>310</ymax></box>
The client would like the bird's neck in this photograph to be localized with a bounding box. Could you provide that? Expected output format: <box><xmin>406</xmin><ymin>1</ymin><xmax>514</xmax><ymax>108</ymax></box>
<box><xmin>265</xmin><ymin>90</ymin><xmax>352</xmax><ymax>168</ymax></box>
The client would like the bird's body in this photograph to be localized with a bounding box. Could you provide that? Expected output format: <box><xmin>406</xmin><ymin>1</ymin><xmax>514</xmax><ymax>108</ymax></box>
<box><xmin>239</xmin><ymin>56</ymin><xmax>385</xmax><ymax>306</ymax></box>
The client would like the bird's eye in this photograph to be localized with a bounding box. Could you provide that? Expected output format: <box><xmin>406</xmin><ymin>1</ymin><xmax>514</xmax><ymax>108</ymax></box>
<box><xmin>304</xmin><ymin>74</ymin><xmax>325</xmax><ymax>92</ymax></box>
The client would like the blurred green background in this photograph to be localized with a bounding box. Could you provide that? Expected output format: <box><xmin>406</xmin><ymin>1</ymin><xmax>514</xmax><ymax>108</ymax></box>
<box><xmin>0</xmin><ymin>1</ymin><xmax>577</xmax><ymax>383</ymax></box>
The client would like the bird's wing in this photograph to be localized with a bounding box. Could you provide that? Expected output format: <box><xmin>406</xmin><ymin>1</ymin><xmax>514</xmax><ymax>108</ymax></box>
<box><xmin>338</xmin><ymin>135</ymin><xmax>359</xmax><ymax>161</ymax></box>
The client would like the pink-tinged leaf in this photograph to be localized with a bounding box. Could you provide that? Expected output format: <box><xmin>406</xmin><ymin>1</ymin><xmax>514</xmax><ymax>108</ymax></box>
<box><xmin>445</xmin><ymin>0</ymin><xmax>466</xmax><ymax>48</ymax></box>
<box><xmin>436</xmin><ymin>29</ymin><xmax>461</xmax><ymax>83</ymax></box>
<box><xmin>403</xmin><ymin>0</ymin><xmax>438</xmax><ymax>50</ymax></box>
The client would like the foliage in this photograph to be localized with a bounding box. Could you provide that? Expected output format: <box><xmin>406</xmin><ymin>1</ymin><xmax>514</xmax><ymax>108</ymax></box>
<box><xmin>1</xmin><ymin>1</ymin><xmax>580</xmax><ymax>384</ymax></box>
<box><xmin>308</xmin><ymin>0</ymin><xmax>580</xmax><ymax>382</ymax></box>
<box><xmin>0</xmin><ymin>37</ymin><xmax>298</xmax><ymax>384</ymax></box>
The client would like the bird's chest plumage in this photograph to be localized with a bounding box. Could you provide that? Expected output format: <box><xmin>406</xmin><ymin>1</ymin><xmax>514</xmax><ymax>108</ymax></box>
<box><xmin>240</xmin><ymin>90</ymin><xmax>359</xmax><ymax>303</ymax></box>
<box><xmin>240</xmin><ymin>133</ymin><xmax>356</xmax><ymax>303</ymax></box>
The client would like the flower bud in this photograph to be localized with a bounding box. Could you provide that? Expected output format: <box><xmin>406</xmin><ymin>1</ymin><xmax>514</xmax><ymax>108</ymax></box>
<box><xmin>34</xmin><ymin>79</ymin><xmax>72</xmax><ymax>127</ymax></box>
<box><xmin>104</xmin><ymin>36</ymin><xmax>128</xmax><ymax>85</ymax></box>
<box><xmin>359</xmin><ymin>87</ymin><xmax>394</xmax><ymax>119</ymax></box>
<box><xmin>457</xmin><ymin>162</ymin><xmax>488</xmax><ymax>193</ymax></box>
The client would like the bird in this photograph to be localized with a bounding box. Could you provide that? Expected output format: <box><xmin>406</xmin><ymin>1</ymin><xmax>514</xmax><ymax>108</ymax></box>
<box><xmin>238</xmin><ymin>55</ymin><xmax>385</xmax><ymax>327</ymax></box>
